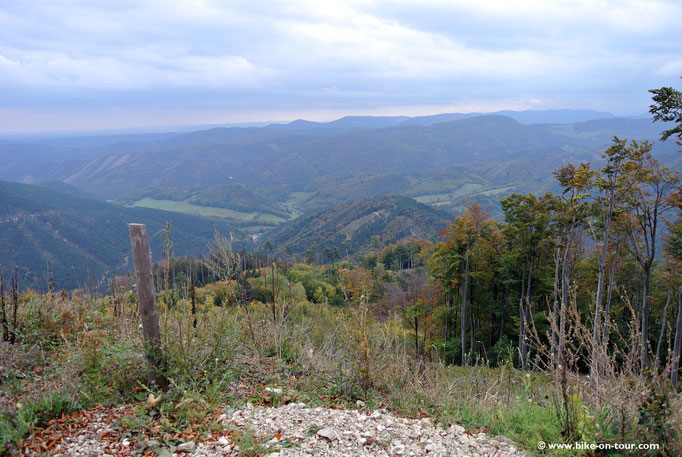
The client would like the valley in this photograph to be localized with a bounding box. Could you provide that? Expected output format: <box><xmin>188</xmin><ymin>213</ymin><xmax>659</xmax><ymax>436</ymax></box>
<box><xmin>128</xmin><ymin>197</ymin><xmax>288</xmax><ymax>223</ymax></box>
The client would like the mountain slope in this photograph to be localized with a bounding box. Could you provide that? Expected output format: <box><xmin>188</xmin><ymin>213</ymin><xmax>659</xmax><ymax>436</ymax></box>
<box><xmin>59</xmin><ymin>115</ymin><xmax>665</xmax><ymax>201</ymax></box>
<box><xmin>3</xmin><ymin>113</ymin><xmax>676</xmax><ymax>220</ymax></box>
<box><xmin>0</xmin><ymin>181</ymin><xmax>242</xmax><ymax>290</ymax></box>
<box><xmin>261</xmin><ymin>195</ymin><xmax>450</xmax><ymax>257</ymax></box>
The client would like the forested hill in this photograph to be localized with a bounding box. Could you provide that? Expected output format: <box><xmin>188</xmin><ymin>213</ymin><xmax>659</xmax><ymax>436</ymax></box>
<box><xmin>260</xmin><ymin>195</ymin><xmax>450</xmax><ymax>257</ymax></box>
<box><xmin>2</xmin><ymin>113</ymin><xmax>678</xmax><ymax>223</ymax></box>
<box><xmin>2</xmin><ymin>114</ymin><xmax>673</xmax><ymax>202</ymax></box>
<box><xmin>0</xmin><ymin>180</ymin><xmax>240</xmax><ymax>291</ymax></box>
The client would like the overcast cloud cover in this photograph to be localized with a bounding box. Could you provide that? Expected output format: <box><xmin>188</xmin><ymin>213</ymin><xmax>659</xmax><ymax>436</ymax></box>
<box><xmin>1</xmin><ymin>0</ymin><xmax>681</xmax><ymax>133</ymax></box>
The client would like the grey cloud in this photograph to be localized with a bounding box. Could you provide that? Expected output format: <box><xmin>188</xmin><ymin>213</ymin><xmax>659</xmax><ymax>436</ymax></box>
<box><xmin>1</xmin><ymin>0</ymin><xmax>680</xmax><ymax>132</ymax></box>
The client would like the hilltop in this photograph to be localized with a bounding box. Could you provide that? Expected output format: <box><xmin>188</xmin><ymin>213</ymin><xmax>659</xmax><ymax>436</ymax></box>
<box><xmin>261</xmin><ymin>195</ymin><xmax>450</xmax><ymax>257</ymax></box>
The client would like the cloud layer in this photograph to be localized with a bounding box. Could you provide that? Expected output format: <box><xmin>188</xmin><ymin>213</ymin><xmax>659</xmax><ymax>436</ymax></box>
<box><xmin>1</xmin><ymin>0</ymin><xmax>681</xmax><ymax>132</ymax></box>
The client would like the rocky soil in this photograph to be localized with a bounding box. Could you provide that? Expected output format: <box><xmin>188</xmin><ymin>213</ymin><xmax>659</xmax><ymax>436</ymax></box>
<box><xmin>32</xmin><ymin>403</ymin><xmax>527</xmax><ymax>457</ymax></box>
<box><xmin>214</xmin><ymin>402</ymin><xmax>526</xmax><ymax>457</ymax></box>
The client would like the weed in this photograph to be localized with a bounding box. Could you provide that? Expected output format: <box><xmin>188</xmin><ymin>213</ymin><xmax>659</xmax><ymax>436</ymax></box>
<box><xmin>231</xmin><ymin>426</ymin><xmax>269</xmax><ymax>457</ymax></box>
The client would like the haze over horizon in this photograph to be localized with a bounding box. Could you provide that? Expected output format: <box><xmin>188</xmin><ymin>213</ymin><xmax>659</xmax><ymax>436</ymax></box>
<box><xmin>2</xmin><ymin>0</ymin><xmax>681</xmax><ymax>134</ymax></box>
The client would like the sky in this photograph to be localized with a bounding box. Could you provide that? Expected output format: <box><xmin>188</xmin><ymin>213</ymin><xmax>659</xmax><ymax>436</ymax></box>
<box><xmin>1</xmin><ymin>0</ymin><xmax>681</xmax><ymax>134</ymax></box>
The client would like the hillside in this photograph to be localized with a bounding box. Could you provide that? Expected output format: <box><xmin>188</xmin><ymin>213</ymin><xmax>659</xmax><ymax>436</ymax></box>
<box><xmin>1</xmin><ymin>112</ymin><xmax>677</xmax><ymax>223</ymax></box>
<box><xmin>261</xmin><ymin>195</ymin><xmax>450</xmax><ymax>257</ymax></box>
<box><xmin>0</xmin><ymin>181</ymin><xmax>243</xmax><ymax>290</ymax></box>
<box><xmin>50</xmin><ymin>115</ymin><xmax>675</xmax><ymax>204</ymax></box>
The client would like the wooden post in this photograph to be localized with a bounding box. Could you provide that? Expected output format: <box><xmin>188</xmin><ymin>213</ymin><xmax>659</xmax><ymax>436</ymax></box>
<box><xmin>128</xmin><ymin>223</ymin><xmax>169</xmax><ymax>391</ymax></box>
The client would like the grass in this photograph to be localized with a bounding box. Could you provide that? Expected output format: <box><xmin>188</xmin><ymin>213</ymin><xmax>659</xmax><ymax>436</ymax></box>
<box><xmin>471</xmin><ymin>185</ymin><xmax>516</xmax><ymax>196</ymax></box>
<box><xmin>280</xmin><ymin>192</ymin><xmax>316</xmax><ymax>220</ymax></box>
<box><xmin>414</xmin><ymin>183</ymin><xmax>484</xmax><ymax>205</ymax></box>
<box><xmin>129</xmin><ymin>198</ymin><xmax>287</xmax><ymax>223</ymax></box>
<box><xmin>1</xmin><ymin>287</ymin><xmax>680</xmax><ymax>456</ymax></box>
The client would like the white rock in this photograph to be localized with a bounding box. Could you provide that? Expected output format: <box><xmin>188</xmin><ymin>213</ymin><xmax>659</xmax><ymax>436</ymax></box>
<box><xmin>317</xmin><ymin>427</ymin><xmax>339</xmax><ymax>441</ymax></box>
<box><xmin>218</xmin><ymin>437</ymin><xmax>229</xmax><ymax>446</ymax></box>
<box><xmin>391</xmin><ymin>444</ymin><xmax>405</xmax><ymax>455</ymax></box>
<box><xmin>265</xmin><ymin>387</ymin><xmax>283</xmax><ymax>394</ymax></box>
<box><xmin>450</xmin><ymin>424</ymin><xmax>466</xmax><ymax>434</ymax></box>
<box><xmin>177</xmin><ymin>441</ymin><xmax>195</xmax><ymax>451</ymax></box>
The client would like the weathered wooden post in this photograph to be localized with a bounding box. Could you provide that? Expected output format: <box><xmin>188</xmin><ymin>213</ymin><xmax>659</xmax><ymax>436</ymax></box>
<box><xmin>128</xmin><ymin>223</ymin><xmax>169</xmax><ymax>391</ymax></box>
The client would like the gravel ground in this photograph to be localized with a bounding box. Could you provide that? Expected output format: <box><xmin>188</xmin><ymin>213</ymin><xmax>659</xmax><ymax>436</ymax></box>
<box><xmin>32</xmin><ymin>403</ymin><xmax>528</xmax><ymax>457</ymax></box>
<box><xmin>208</xmin><ymin>402</ymin><xmax>527</xmax><ymax>457</ymax></box>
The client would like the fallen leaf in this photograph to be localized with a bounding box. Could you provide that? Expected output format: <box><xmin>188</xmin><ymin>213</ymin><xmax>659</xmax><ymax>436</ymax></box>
<box><xmin>147</xmin><ymin>393</ymin><xmax>162</xmax><ymax>407</ymax></box>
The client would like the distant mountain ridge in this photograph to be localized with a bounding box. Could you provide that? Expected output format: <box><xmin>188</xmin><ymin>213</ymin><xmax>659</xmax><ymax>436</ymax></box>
<box><xmin>0</xmin><ymin>109</ymin><xmax>676</xmax><ymax>223</ymax></box>
<box><xmin>0</xmin><ymin>108</ymin><xmax>616</xmax><ymax>145</ymax></box>
<box><xmin>45</xmin><ymin>114</ymin><xmax>667</xmax><ymax>200</ymax></box>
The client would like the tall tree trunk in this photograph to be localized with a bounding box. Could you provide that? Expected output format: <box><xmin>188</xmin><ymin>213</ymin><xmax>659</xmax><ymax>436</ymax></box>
<box><xmin>672</xmin><ymin>287</ymin><xmax>682</xmax><ymax>388</ymax></box>
<box><xmin>641</xmin><ymin>265</ymin><xmax>652</xmax><ymax>372</ymax></box>
<box><xmin>602</xmin><ymin>251</ymin><xmax>618</xmax><ymax>351</ymax></box>
<box><xmin>559</xmin><ymin>236</ymin><xmax>571</xmax><ymax>369</ymax></box>
<box><xmin>591</xmin><ymin>206</ymin><xmax>613</xmax><ymax>381</ymax></box>
<box><xmin>655</xmin><ymin>291</ymin><xmax>671</xmax><ymax>374</ymax></box>
<box><xmin>499</xmin><ymin>292</ymin><xmax>508</xmax><ymax>342</ymax></box>
<box><xmin>519</xmin><ymin>270</ymin><xmax>527</xmax><ymax>368</ymax></box>
<box><xmin>461</xmin><ymin>251</ymin><xmax>470</xmax><ymax>365</ymax></box>
<box><xmin>520</xmin><ymin>267</ymin><xmax>532</xmax><ymax>368</ymax></box>
<box><xmin>470</xmin><ymin>313</ymin><xmax>475</xmax><ymax>364</ymax></box>
<box><xmin>444</xmin><ymin>295</ymin><xmax>450</xmax><ymax>346</ymax></box>
<box><xmin>552</xmin><ymin>246</ymin><xmax>560</xmax><ymax>368</ymax></box>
